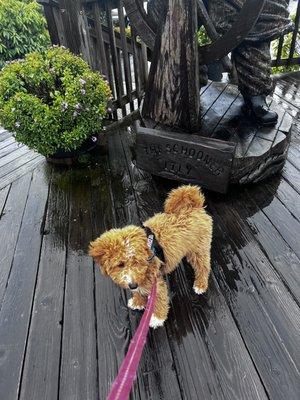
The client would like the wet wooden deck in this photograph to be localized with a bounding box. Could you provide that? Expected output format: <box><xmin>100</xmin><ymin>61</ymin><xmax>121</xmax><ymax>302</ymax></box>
<box><xmin>0</xmin><ymin>74</ymin><xmax>299</xmax><ymax>400</ymax></box>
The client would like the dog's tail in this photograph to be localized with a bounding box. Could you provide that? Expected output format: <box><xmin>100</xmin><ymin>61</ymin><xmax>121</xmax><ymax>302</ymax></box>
<box><xmin>164</xmin><ymin>185</ymin><xmax>205</xmax><ymax>214</ymax></box>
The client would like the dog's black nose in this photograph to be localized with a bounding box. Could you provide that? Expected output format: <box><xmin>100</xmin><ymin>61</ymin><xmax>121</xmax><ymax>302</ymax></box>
<box><xmin>129</xmin><ymin>283</ymin><xmax>138</xmax><ymax>290</ymax></box>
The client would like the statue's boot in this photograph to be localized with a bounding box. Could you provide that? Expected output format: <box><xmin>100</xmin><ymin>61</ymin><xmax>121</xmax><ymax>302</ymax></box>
<box><xmin>242</xmin><ymin>95</ymin><xmax>278</xmax><ymax>127</ymax></box>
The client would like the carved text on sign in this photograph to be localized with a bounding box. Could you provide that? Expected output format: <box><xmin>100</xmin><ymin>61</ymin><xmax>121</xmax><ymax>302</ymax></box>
<box><xmin>136</xmin><ymin>127</ymin><xmax>236</xmax><ymax>193</ymax></box>
<box><xmin>141</xmin><ymin>142</ymin><xmax>226</xmax><ymax>177</ymax></box>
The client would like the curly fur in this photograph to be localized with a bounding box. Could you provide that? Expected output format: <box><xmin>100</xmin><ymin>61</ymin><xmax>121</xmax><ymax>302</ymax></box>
<box><xmin>89</xmin><ymin>185</ymin><xmax>213</xmax><ymax>328</ymax></box>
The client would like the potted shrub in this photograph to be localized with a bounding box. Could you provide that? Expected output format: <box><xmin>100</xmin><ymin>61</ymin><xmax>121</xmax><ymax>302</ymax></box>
<box><xmin>0</xmin><ymin>46</ymin><xmax>112</xmax><ymax>163</ymax></box>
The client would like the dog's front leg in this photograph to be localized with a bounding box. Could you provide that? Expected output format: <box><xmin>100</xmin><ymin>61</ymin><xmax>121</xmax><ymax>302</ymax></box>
<box><xmin>128</xmin><ymin>291</ymin><xmax>147</xmax><ymax>311</ymax></box>
<box><xmin>150</xmin><ymin>277</ymin><xmax>169</xmax><ymax>329</ymax></box>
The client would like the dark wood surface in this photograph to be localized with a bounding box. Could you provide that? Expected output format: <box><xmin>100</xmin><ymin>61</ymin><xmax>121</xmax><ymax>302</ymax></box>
<box><xmin>0</xmin><ymin>75</ymin><xmax>299</xmax><ymax>400</ymax></box>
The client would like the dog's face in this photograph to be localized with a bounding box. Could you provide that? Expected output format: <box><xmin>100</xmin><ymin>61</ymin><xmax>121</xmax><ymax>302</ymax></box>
<box><xmin>89</xmin><ymin>226</ymin><xmax>153</xmax><ymax>290</ymax></box>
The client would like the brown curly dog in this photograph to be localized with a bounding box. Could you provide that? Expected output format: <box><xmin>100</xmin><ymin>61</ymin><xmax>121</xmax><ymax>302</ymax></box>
<box><xmin>89</xmin><ymin>185</ymin><xmax>213</xmax><ymax>328</ymax></box>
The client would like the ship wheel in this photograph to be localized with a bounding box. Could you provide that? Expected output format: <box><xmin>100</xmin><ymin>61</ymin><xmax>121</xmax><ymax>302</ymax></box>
<box><xmin>123</xmin><ymin>0</ymin><xmax>266</xmax><ymax>64</ymax></box>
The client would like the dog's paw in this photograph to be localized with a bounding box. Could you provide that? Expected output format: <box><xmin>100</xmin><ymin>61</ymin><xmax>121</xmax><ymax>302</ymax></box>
<box><xmin>193</xmin><ymin>285</ymin><xmax>207</xmax><ymax>295</ymax></box>
<box><xmin>127</xmin><ymin>298</ymin><xmax>145</xmax><ymax>311</ymax></box>
<box><xmin>149</xmin><ymin>315</ymin><xmax>165</xmax><ymax>329</ymax></box>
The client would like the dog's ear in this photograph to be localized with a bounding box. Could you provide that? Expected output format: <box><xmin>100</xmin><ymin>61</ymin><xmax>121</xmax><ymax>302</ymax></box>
<box><xmin>89</xmin><ymin>239</ymin><xmax>108</xmax><ymax>275</ymax></box>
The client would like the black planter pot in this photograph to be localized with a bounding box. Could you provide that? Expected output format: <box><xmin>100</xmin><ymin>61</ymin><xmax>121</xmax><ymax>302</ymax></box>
<box><xmin>46</xmin><ymin>135</ymin><xmax>98</xmax><ymax>165</ymax></box>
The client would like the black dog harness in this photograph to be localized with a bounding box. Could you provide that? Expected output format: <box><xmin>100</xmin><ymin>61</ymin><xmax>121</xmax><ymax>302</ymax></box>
<box><xmin>143</xmin><ymin>226</ymin><xmax>165</xmax><ymax>264</ymax></box>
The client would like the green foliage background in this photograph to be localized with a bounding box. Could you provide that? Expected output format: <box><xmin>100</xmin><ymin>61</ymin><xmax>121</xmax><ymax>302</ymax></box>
<box><xmin>272</xmin><ymin>15</ymin><xmax>300</xmax><ymax>74</ymax></box>
<box><xmin>0</xmin><ymin>47</ymin><xmax>112</xmax><ymax>156</ymax></box>
<box><xmin>0</xmin><ymin>0</ymin><xmax>50</xmax><ymax>69</ymax></box>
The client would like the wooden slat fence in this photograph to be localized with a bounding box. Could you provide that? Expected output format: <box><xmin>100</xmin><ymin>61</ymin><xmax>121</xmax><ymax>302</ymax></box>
<box><xmin>39</xmin><ymin>0</ymin><xmax>299</xmax><ymax>120</ymax></box>
<box><xmin>39</xmin><ymin>0</ymin><xmax>148</xmax><ymax>119</ymax></box>
<box><xmin>272</xmin><ymin>0</ymin><xmax>300</xmax><ymax>67</ymax></box>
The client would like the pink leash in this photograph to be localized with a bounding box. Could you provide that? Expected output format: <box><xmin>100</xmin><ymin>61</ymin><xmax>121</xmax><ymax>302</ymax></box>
<box><xmin>107</xmin><ymin>279</ymin><xmax>157</xmax><ymax>400</ymax></box>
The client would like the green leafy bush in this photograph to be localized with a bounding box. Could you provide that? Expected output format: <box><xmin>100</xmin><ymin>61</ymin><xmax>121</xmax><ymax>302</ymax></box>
<box><xmin>0</xmin><ymin>46</ymin><xmax>112</xmax><ymax>156</ymax></box>
<box><xmin>0</xmin><ymin>0</ymin><xmax>50</xmax><ymax>69</ymax></box>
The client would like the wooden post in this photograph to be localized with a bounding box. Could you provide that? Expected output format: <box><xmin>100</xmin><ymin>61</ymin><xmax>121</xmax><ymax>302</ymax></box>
<box><xmin>58</xmin><ymin>0</ymin><xmax>82</xmax><ymax>54</ymax></box>
<box><xmin>42</xmin><ymin>4</ymin><xmax>60</xmax><ymax>45</ymax></box>
<box><xmin>142</xmin><ymin>0</ymin><xmax>200</xmax><ymax>132</ymax></box>
<box><xmin>93</xmin><ymin>2</ymin><xmax>108</xmax><ymax>77</ymax></box>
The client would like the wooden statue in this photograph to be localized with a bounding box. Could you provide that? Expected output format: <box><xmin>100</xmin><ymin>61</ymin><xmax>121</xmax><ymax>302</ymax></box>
<box><xmin>124</xmin><ymin>0</ymin><xmax>294</xmax><ymax>193</ymax></box>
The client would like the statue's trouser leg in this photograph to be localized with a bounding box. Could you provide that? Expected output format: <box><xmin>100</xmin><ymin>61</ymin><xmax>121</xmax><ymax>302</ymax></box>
<box><xmin>232</xmin><ymin>40</ymin><xmax>278</xmax><ymax>126</ymax></box>
<box><xmin>232</xmin><ymin>40</ymin><xmax>273</xmax><ymax>97</ymax></box>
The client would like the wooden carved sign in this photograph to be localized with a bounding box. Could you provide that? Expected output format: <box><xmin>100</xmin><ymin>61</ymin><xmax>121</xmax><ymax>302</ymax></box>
<box><xmin>136</xmin><ymin>127</ymin><xmax>236</xmax><ymax>193</ymax></box>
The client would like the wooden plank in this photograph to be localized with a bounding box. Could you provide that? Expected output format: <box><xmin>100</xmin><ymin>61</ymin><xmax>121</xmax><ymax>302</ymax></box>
<box><xmin>200</xmin><ymin>81</ymin><xmax>228</xmax><ymax>118</ymax></box>
<box><xmin>106</xmin><ymin>2</ymin><xmax>125</xmax><ymax>117</ymax></box>
<box><xmin>92</xmin><ymin>2</ymin><xmax>108</xmax><ymax>77</ymax></box>
<box><xmin>0</xmin><ymin>156</ymin><xmax>44</xmax><ymax>190</ymax></box>
<box><xmin>0</xmin><ymin>137</ymin><xmax>15</xmax><ymax>150</ymax></box>
<box><xmin>107</xmin><ymin>131</ymin><xmax>184</xmax><ymax>400</ymax></box>
<box><xmin>277</xmin><ymin>178</ymin><xmax>300</xmax><ymax>223</ymax></box>
<box><xmin>19</xmin><ymin>171</ymin><xmax>69</xmax><ymax>400</ymax></box>
<box><xmin>123</xmin><ymin>129</ymin><xmax>268</xmax><ymax>400</ymax></box>
<box><xmin>275</xmin><ymin>79</ymin><xmax>300</xmax><ymax>110</ymax></box>
<box><xmin>0</xmin><ymin>131</ymin><xmax>12</xmax><ymax>142</ymax></box>
<box><xmin>287</xmin><ymin>124</ymin><xmax>300</xmax><ymax>171</ymax></box>
<box><xmin>118</xmin><ymin>2</ymin><xmax>134</xmax><ymax>111</ymax></box>
<box><xmin>52</xmin><ymin>4</ymin><xmax>68</xmax><ymax>46</ymax></box>
<box><xmin>0</xmin><ymin>150</ymin><xmax>40</xmax><ymax>179</ymax></box>
<box><xmin>278</xmin><ymin>110</ymin><xmax>294</xmax><ymax>134</ymax></box>
<box><xmin>43</xmin><ymin>4</ymin><xmax>60</xmax><ymax>45</ymax></box>
<box><xmin>283</xmin><ymin>160</ymin><xmax>300</xmax><ymax>195</ymax></box>
<box><xmin>288</xmin><ymin>1</ymin><xmax>300</xmax><ymax>69</ymax></box>
<box><xmin>255</xmin><ymin>104</ymin><xmax>288</xmax><ymax>142</ymax></box>
<box><xmin>0</xmin><ymin>186</ymin><xmax>10</xmax><ymax>216</ymax></box>
<box><xmin>211</xmin><ymin>96</ymin><xmax>244</xmax><ymax>139</ymax></box>
<box><xmin>77</xmin><ymin>8</ymin><xmax>94</xmax><ymax>67</ymax></box>
<box><xmin>131</xmin><ymin>27</ymin><xmax>142</xmax><ymax>101</ymax></box>
<box><xmin>59</xmin><ymin>181</ymin><xmax>97</xmax><ymax>399</ymax></box>
<box><xmin>0</xmin><ymin>165</ymin><xmax>49</xmax><ymax>400</ymax></box>
<box><xmin>0</xmin><ymin>142</ymin><xmax>25</xmax><ymax>160</ymax></box>
<box><xmin>116</xmin><ymin>48</ymin><xmax>127</xmax><ymax>115</ymax></box>
<box><xmin>273</xmin><ymin>93</ymin><xmax>299</xmax><ymax>119</ymax></box>
<box><xmin>0</xmin><ymin>146</ymin><xmax>31</xmax><ymax>168</ymax></box>
<box><xmin>245</xmin><ymin>181</ymin><xmax>300</xmax><ymax>261</ymax></box>
<box><xmin>0</xmin><ymin>174</ymin><xmax>32</xmax><ymax>304</ymax></box>
<box><xmin>200</xmin><ymin>80</ymin><xmax>213</xmax><ymax>95</ymax></box>
<box><xmin>221</xmin><ymin>184</ymin><xmax>300</xmax><ymax>305</ymax></box>
<box><xmin>201</xmin><ymin>84</ymin><xmax>239</xmax><ymax>136</ymax></box>
<box><xmin>136</xmin><ymin>127</ymin><xmax>235</xmax><ymax>193</ymax></box>
<box><xmin>238</xmin><ymin>102</ymin><xmax>285</xmax><ymax>158</ymax></box>
<box><xmin>207</xmin><ymin>200</ymin><xmax>300</xmax><ymax>399</ymax></box>
<box><xmin>57</xmin><ymin>0</ymin><xmax>82</xmax><ymax>54</ymax></box>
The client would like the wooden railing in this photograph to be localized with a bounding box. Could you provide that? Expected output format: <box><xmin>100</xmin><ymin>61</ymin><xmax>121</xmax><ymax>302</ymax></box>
<box><xmin>272</xmin><ymin>0</ymin><xmax>300</xmax><ymax>68</ymax></box>
<box><xmin>39</xmin><ymin>0</ymin><xmax>148</xmax><ymax>119</ymax></box>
